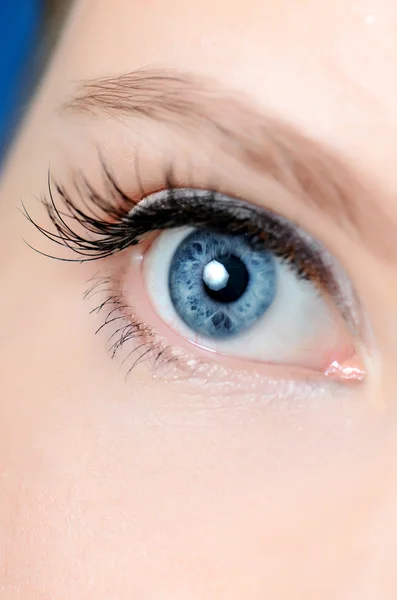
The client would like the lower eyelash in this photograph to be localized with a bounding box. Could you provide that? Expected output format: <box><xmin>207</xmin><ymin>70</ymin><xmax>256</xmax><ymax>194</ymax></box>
<box><xmin>84</xmin><ymin>274</ymin><xmax>355</xmax><ymax>405</ymax></box>
<box><xmin>85</xmin><ymin>274</ymin><xmax>180</xmax><ymax>379</ymax></box>
<box><xmin>84</xmin><ymin>273</ymin><xmax>273</xmax><ymax>389</ymax></box>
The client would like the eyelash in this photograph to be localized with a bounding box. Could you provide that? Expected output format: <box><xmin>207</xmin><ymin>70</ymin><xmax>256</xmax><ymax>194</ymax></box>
<box><xmin>25</xmin><ymin>162</ymin><xmax>335</xmax><ymax>277</ymax></box>
<box><xmin>23</xmin><ymin>160</ymin><xmax>357</xmax><ymax>381</ymax></box>
<box><xmin>83</xmin><ymin>274</ymin><xmax>174</xmax><ymax>378</ymax></box>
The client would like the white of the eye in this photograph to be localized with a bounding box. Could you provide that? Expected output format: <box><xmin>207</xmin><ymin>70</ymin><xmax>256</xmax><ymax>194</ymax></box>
<box><xmin>203</xmin><ymin>261</ymin><xmax>229</xmax><ymax>291</ymax></box>
<box><xmin>144</xmin><ymin>227</ymin><xmax>342</xmax><ymax>367</ymax></box>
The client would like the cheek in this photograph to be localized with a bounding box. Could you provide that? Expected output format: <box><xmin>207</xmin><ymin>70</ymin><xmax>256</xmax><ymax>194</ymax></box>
<box><xmin>0</xmin><ymin>232</ymin><xmax>380</xmax><ymax>597</ymax></box>
<box><xmin>0</xmin><ymin>377</ymin><xmax>388</xmax><ymax>598</ymax></box>
<box><xmin>0</xmin><ymin>253</ymin><xmax>387</xmax><ymax>598</ymax></box>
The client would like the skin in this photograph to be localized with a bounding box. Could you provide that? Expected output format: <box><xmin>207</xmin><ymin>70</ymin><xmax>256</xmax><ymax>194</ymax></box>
<box><xmin>2</xmin><ymin>0</ymin><xmax>397</xmax><ymax>597</ymax></box>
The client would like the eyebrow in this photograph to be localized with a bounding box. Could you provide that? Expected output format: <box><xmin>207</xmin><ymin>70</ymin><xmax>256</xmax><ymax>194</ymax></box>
<box><xmin>64</xmin><ymin>68</ymin><xmax>394</xmax><ymax>260</ymax></box>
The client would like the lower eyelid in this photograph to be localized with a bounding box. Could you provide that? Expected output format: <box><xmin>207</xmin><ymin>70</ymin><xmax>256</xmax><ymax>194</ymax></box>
<box><xmin>88</xmin><ymin>272</ymin><xmax>342</xmax><ymax>404</ymax></box>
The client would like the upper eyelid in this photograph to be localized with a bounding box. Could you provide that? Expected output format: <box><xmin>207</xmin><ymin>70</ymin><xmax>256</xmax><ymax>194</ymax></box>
<box><xmin>62</xmin><ymin>67</ymin><xmax>396</xmax><ymax>263</ymax></box>
<box><xmin>137</xmin><ymin>188</ymin><xmax>361</xmax><ymax>332</ymax></box>
<box><xmin>24</xmin><ymin>170</ymin><xmax>322</xmax><ymax>275</ymax></box>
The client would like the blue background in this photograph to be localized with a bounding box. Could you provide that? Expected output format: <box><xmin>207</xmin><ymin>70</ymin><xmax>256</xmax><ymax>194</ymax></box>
<box><xmin>0</xmin><ymin>0</ymin><xmax>42</xmax><ymax>153</ymax></box>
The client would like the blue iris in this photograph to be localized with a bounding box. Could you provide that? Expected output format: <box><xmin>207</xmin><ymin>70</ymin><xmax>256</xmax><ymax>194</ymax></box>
<box><xmin>168</xmin><ymin>229</ymin><xmax>277</xmax><ymax>338</ymax></box>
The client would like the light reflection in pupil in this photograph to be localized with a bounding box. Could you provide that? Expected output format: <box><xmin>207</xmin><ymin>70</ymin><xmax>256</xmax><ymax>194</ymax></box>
<box><xmin>203</xmin><ymin>255</ymin><xmax>249</xmax><ymax>303</ymax></box>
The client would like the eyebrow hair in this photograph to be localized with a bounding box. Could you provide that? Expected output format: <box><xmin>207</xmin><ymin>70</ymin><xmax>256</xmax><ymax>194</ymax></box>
<box><xmin>64</xmin><ymin>68</ymin><xmax>394</xmax><ymax>260</ymax></box>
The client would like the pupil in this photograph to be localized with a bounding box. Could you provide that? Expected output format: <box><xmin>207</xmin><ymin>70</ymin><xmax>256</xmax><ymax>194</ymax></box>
<box><xmin>203</xmin><ymin>254</ymin><xmax>249</xmax><ymax>303</ymax></box>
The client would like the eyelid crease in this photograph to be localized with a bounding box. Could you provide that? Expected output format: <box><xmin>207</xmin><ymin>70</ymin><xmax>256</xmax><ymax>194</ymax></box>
<box><xmin>63</xmin><ymin>67</ymin><xmax>396</xmax><ymax>262</ymax></box>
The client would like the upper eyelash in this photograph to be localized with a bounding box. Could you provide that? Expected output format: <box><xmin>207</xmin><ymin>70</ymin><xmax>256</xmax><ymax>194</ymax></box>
<box><xmin>21</xmin><ymin>165</ymin><xmax>139</xmax><ymax>262</ymax></box>
<box><xmin>22</xmin><ymin>160</ymin><xmax>330</xmax><ymax>291</ymax></box>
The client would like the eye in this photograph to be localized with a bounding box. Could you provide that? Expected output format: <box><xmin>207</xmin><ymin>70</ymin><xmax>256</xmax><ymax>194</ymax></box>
<box><xmin>136</xmin><ymin>189</ymin><xmax>364</xmax><ymax>379</ymax></box>
<box><xmin>28</xmin><ymin>171</ymin><xmax>365</xmax><ymax>383</ymax></box>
